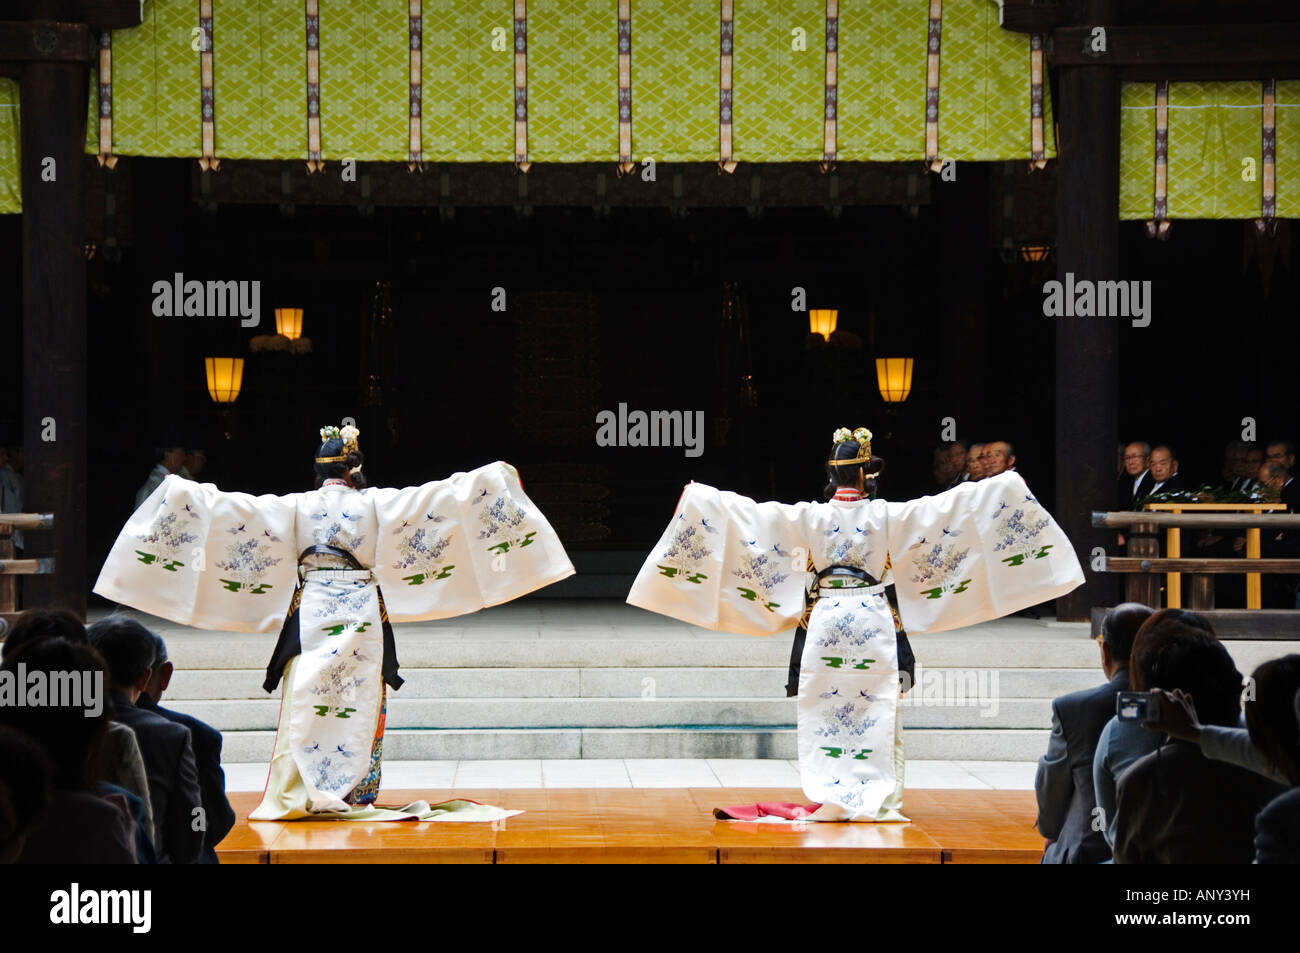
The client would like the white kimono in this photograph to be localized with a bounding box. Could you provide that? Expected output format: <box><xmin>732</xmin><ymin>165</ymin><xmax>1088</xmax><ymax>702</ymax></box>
<box><xmin>627</xmin><ymin>471</ymin><xmax>1084</xmax><ymax>821</ymax></box>
<box><xmin>95</xmin><ymin>461</ymin><xmax>574</xmax><ymax>821</ymax></box>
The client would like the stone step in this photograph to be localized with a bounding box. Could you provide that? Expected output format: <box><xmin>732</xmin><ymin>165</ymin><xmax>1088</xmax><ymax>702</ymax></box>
<box><xmin>160</xmin><ymin>634</ymin><xmax>1104</xmax><ymax>670</ymax></box>
<box><xmin>164</xmin><ymin>666</ymin><xmax>1104</xmax><ymax>700</ymax></box>
<box><xmin>170</xmin><ymin>696</ymin><xmax>1052</xmax><ymax>732</ymax></box>
<box><xmin>218</xmin><ymin>727</ymin><xmax>1052</xmax><ymax>763</ymax></box>
<box><xmin>157</xmin><ymin>631</ymin><xmax>1300</xmax><ymax>673</ymax></box>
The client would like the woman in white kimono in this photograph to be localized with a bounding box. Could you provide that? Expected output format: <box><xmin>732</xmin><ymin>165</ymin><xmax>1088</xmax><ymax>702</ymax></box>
<box><xmin>95</xmin><ymin>424</ymin><xmax>575</xmax><ymax>821</ymax></box>
<box><xmin>627</xmin><ymin>427</ymin><xmax>1084</xmax><ymax>822</ymax></box>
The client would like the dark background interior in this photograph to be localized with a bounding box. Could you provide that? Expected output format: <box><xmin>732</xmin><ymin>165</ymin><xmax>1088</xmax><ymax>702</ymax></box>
<box><xmin>1</xmin><ymin>157</ymin><xmax>1297</xmax><ymax>595</ymax></box>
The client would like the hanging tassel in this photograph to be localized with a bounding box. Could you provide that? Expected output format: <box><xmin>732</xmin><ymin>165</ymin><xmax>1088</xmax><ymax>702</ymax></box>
<box><xmin>718</xmin><ymin>0</ymin><xmax>737</xmax><ymax>174</ymax></box>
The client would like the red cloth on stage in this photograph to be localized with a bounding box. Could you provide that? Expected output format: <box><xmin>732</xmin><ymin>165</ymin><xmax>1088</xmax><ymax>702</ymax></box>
<box><xmin>714</xmin><ymin>801</ymin><xmax>822</xmax><ymax>821</ymax></box>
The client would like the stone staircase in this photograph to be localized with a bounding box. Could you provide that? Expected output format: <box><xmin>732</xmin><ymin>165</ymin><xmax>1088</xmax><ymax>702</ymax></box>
<box><xmin>122</xmin><ymin>601</ymin><xmax>1300</xmax><ymax>764</ymax></box>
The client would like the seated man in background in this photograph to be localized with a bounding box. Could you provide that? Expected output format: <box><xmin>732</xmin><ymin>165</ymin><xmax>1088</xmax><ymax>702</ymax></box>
<box><xmin>1036</xmin><ymin>602</ymin><xmax>1153</xmax><ymax>863</ymax></box>
<box><xmin>1144</xmin><ymin>444</ymin><xmax>1186</xmax><ymax>498</ymax></box>
<box><xmin>980</xmin><ymin>440</ymin><xmax>1016</xmax><ymax>479</ymax></box>
<box><xmin>964</xmin><ymin>442</ymin><xmax>986</xmax><ymax>482</ymax></box>
<box><xmin>137</xmin><ymin>632</ymin><xmax>236</xmax><ymax>863</ymax></box>
<box><xmin>89</xmin><ymin>616</ymin><xmax>204</xmax><ymax>865</ymax></box>
<box><xmin>1112</xmin><ymin>623</ymin><xmax>1284</xmax><ymax>864</ymax></box>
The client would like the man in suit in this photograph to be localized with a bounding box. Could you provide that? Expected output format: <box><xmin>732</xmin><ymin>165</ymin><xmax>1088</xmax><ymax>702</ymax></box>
<box><xmin>1035</xmin><ymin>602</ymin><xmax>1153</xmax><ymax>863</ymax></box>
<box><xmin>980</xmin><ymin>440</ymin><xmax>1016</xmax><ymax>479</ymax></box>
<box><xmin>1112</xmin><ymin>626</ymin><xmax>1284</xmax><ymax>864</ymax></box>
<box><xmin>965</xmin><ymin>442</ymin><xmax>986</xmax><ymax>482</ymax></box>
<box><xmin>89</xmin><ymin>617</ymin><xmax>204</xmax><ymax>865</ymax></box>
<box><xmin>1255</xmin><ymin>687</ymin><xmax>1300</xmax><ymax>863</ymax></box>
<box><xmin>138</xmin><ymin>633</ymin><xmax>236</xmax><ymax>864</ymax></box>
<box><xmin>135</xmin><ymin>445</ymin><xmax>186</xmax><ymax>510</ymax></box>
<box><xmin>1117</xmin><ymin>441</ymin><xmax>1153</xmax><ymax>510</ymax></box>
<box><xmin>1144</xmin><ymin>444</ymin><xmax>1186</xmax><ymax>498</ymax></box>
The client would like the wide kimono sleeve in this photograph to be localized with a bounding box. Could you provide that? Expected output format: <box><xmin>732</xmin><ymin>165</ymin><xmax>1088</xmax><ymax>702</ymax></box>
<box><xmin>93</xmin><ymin>475</ymin><xmax>300</xmax><ymax>633</ymax></box>
<box><xmin>883</xmin><ymin>471</ymin><xmax>1084</xmax><ymax>634</ymax></box>
<box><xmin>625</xmin><ymin>482</ymin><xmax>813</xmax><ymax>636</ymax></box>
<box><xmin>368</xmin><ymin>461</ymin><xmax>574</xmax><ymax>622</ymax></box>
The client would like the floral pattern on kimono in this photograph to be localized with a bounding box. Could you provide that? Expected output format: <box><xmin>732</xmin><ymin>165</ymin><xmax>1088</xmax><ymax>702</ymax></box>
<box><xmin>214</xmin><ymin>532</ymin><xmax>284</xmax><ymax>593</ymax></box>
<box><xmin>136</xmin><ymin>509</ymin><xmax>199</xmax><ymax>571</ymax></box>
<box><xmin>990</xmin><ymin>495</ymin><xmax>1054</xmax><ymax>566</ymax></box>
<box><xmin>657</xmin><ymin>516</ymin><xmax>716</xmax><ymax>583</ymax></box>
<box><xmin>391</xmin><ymin>518</ymin><xmax>454</xmax><ymax>585</ymax></box>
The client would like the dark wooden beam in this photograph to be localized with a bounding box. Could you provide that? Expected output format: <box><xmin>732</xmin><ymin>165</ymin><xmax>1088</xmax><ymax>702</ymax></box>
<box><xmin>1094</xmin><ymin>511</ymin><xmax>1300</xmax><ymax>528</ymax></box>
<box><xmin>1108</xmin><ymin>558</ymin><xmax>1300</xmax><ymax>573</ymax></box>
<box><xmin>20</xmin><ymin>51</ymin><xmax>89</xmax><ymax>617</ymax></box>
<box><xmin>0</xmin><ymin>20</ymin><xmax>92</xmax><ymax>63</ymax></box>
<box><xmin>1000</xmin><ymin>1</ymin><xmax>1063</xmax><ymax>35</ymax></box>
<box><xmin>9</xmin><ymin>1</ymin><xmax>142</xmax><ymax>30</ymax></box>
<box><xmin>1112</xmin><ymin>63</ymin><xmax>1300</xmax><ymax>82</ymax></box>
<box><xmin>1053</xmin><ymin>24</ymin><xmax>1300</xmax><ymax>67</ymax></box>
<box><xmin>1054</xmin><ymin>0</ymin><xmax>1119</xmax><ymax>623</ymax></box>
<box><xmin>1090</xmin><ymin>605</ymin><xmax>1299</xmax><ymax>639</ymax></box>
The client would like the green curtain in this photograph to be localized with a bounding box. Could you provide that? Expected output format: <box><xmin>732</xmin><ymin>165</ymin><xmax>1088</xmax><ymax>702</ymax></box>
<box><xmin>0</xmin><ymin>80</ymin><xmax>19</xmax><ymax>215</ymax></box>
<box><xmin>4</xmin><ymin>0</ymin><xmax>1055</xmax><ymax>212</ymax></box>
<box><xmin>1120</xmin><ymin>80</ymin><xmax>1300</xmax><ymax>220</ymax></box>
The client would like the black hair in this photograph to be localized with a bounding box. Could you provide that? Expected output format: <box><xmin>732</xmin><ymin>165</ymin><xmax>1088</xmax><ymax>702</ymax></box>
<box><xmin>1266</xmin><ymin>439</ymin><xmax>1296</xmax><ymax>457</ymax></box>
<box><xmin>0</xmin><ymin>639</ymin><xmax>109</xmax><ymax>790</ymax></box>
<box><xmin>1244</xmin><ymin>655</ymin><xmax>1300</xmax><ymax>786</ymax></box>
<box><xmin>1100</xmin><ymin>602</ymin><xmax>1155</xmax><ymax>663</ymax></box>
<box><xmin>0</xmin><ymin>725</ymin><xmax>52</xmax><ymax>858</ymax></box>
<box><xmin>823</xmin><ymin>440</ymin><xmax>885</xmax><ymax>501</ymax></box>
<box><xmin>0</xmin><ymin>608</ymin><xmax>87</xmax><ymax>663</ymax></box>
<box><xmin>313</xmin><ymin>437</ymin><xmax>367</xmax><ymax>490</ymax></box>
<box><xmin>1131</xmin><ymin>620</ymin><xmax>1242</xmax><ymax>728</ymax></box>
<box><xmin>151</xmin><ymin>632</ymin><xmax>168</xmax><ymax>669</ymax></box>
<box><xmin>86</xmin><ymin>615</ymin><xmax>157</xmax><ymax>689</ymax></box>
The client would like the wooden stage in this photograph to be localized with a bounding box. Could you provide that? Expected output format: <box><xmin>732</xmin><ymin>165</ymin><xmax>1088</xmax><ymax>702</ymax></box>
<box><xmin>216</xmin><ymin>788</ymin><xmax>1045</xmax><ymax>864</ymax></box>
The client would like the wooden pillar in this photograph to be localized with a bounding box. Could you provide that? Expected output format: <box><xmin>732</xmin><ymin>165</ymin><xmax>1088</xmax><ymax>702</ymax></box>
<box><xmin>18</xmin><ymin>20</ymin><xmax>90</xmax><ymax>616</ymax></box>
<box><xmin>1054</xmin><ymin>0</ymin><xmax>1120</xmax><ymax>620</ymax></box>
<box><xmin>938</xmin><ymin>163</ymin><xmax>989</xmax><ymax>439</ymax></box>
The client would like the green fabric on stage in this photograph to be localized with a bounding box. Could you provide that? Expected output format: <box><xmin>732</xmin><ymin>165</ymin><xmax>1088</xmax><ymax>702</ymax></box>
<box><xmin>3</xmin><ymin>0</ymin><xmax>1057</xmax><ymax>212</ymax></box>
<box><xmin>1120</xmin><ymin>79</ymin><xmax>1300</xmax><ymax>220</ymax></box>
<box><xmin>0</xmin><ymin>80</ymin><xmax>18</xmax><ymax>215</ymax></box>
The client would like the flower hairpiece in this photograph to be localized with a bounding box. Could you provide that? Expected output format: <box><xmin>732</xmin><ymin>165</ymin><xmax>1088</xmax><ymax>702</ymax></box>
<box><xmin>827</xmin><ymin>427</ymin><xmax>874</xmax><ymax>468</ymax></box>
<box><xmin>831</xmin><ymin>427</ymin><xmax>872</xmax><ymax>446</ymax></box>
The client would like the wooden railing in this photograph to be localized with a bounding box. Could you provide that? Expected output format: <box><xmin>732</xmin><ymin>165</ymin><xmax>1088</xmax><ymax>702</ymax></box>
<box><xmin>0</xmin><ymin>512</ymin><xmax>55</xmax><ymax>633</ymax></box>
<box><xmin>1092</xmin><ymin>508</ymin><xmax>1300</xmax><ymax>610</ymax></box>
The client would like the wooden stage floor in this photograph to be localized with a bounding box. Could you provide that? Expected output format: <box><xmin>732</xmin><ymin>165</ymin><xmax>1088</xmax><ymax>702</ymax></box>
<box><xmin>217</xmin><ymin>788</ymin><xmax>1045</xmax><ymax>864</ymax></box>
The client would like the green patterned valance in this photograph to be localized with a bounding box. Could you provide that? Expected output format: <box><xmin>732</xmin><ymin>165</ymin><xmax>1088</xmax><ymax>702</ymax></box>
<box><xmin>1120</xmin><ymin>80</ymin><xmax>1300</xmax><ymax>223</ymax></box>
<box><xmin>1</xmin><ymin>0</ymin><xmax>1053</xmax><ymax>213</ymax></box>
<box><xmin>0</xmin><ymin>80</ymin><xmax>19</xmax><ymax>215</ymax></box>
<box><xmin>88</xmin><ymin>0</ymin><xmax>1051</xmax><ymax>167</ymax></box>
